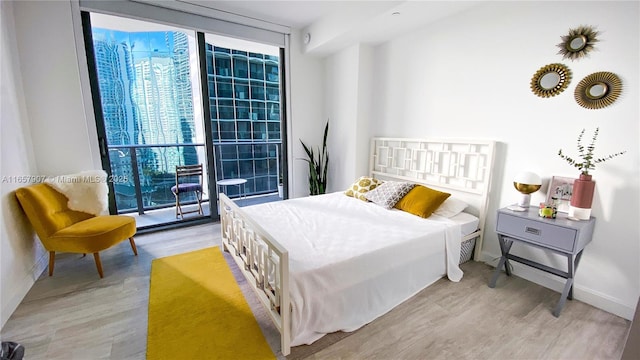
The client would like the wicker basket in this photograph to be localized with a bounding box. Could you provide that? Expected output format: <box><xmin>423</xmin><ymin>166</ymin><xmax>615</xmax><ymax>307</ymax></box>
<box><xmin>459</xmin><ymin>237</ymin><xmax>476</xmax><ymax>264</ymax></box>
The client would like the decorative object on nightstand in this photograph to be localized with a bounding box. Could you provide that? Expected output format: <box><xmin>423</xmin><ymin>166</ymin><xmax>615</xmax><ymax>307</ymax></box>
<box><xmin>570</xmin><ymin>174</ymin><xmax>596</xmax><ymax>220</ymax></box>
<box><xmin>538</xmin><ymin>202</ymin><xmax>557</xmax><ymax>219</ymax></box>
<box><xmin>546</xmin><ymin>175</ymin><xmax>575</xmax><ymax>213</ymax></box>
<box><xmin>558</xmin><ymin>128</ymin><xmax>626</xmax><ymax>220</ymax></box>
<box><xmin>489</xmin><ymin>206</ymin><xmax>596</xmax><ymax>317</ymax></box>
<box><xmin>508</xmin><ymin>171</ymin><xmax>542</xmax><ymax>212</ymax></box>
<box><xmin>556</xmin><ymin>25</ymin><xmax>599</xmax><ymax>61</ymax></box>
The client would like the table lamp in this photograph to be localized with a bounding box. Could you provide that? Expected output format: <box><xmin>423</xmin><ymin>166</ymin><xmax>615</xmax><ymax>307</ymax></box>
<box><xmin>509</xmin><ymin>171</ymin><xmax>542</xmax><ymax>211</ymax></box>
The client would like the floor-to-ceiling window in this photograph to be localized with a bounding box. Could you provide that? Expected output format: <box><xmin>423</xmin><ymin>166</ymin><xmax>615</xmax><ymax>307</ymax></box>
<box><xmin>205</xmin><ymin>34</ymin><xmax>283</xmax><ymax>198</ymax></box>
<box><xmin>80</xmin><ymin>8</ymin><xmax>288</xmax><ymax>230</ymax></box>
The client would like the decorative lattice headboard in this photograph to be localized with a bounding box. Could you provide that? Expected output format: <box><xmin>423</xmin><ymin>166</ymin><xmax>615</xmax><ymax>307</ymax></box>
<box><xmin>369</xmin><ymin>137</ymin><xmax>496</xmax><ymax>260</ymax></box>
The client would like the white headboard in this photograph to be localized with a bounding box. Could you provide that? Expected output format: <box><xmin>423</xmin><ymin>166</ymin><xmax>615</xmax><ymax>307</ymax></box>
<box><xmin>369</xmin><ymin>137</ymin><xmax>496</xmax><ymax>261</ymax></box>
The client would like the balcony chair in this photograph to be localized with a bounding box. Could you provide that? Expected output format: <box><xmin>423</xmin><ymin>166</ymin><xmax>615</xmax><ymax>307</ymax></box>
<box><xmin>15</xmin><ymin>183</ymin><xmax>137</xmax><ymax>278</ymax></box>
<box><xmin>172</xmin><ymin>164</ymin><xmax>204</xmax><ymax>219</ymax></box>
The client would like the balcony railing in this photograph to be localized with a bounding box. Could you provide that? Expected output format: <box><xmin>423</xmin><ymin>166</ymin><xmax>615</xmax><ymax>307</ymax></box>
<box><xmin>108</xmin><ymin>143</ymin><xmax>208</xmax><ymax>215</ymax></box>
<box><xmin>108</xmin><ymin>141</ymin><xmax>282</xmax><ymax>215</ymax></box>
<box><xmin>213</xmin><ymin>141</ymin><xmax>282</xmax><ymax>198</ymax></box>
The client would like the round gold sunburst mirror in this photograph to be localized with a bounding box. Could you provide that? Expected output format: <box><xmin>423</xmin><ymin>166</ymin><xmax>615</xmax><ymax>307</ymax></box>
<box><xmin>557</xmin><ymin>25</ymin><xmax>599</xmax><ymax>61</ymax></box>
<box><xmin>575</xmin><ymin>71</ymin><xmax>622</xmax><ymax>109</ymax></box>
<box><xmin>530</xmin><ymin>63</ymin><xmax>571</xmax><ymax>98</ymax></box>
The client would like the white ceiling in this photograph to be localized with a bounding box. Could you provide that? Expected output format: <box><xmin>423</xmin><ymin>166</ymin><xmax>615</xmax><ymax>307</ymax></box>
<box><xmin>181</xmin><ymin>0</ymin><xmax>369</xmax><ymax>29</ymax></box>
<box><xmin>179</xmin><ymin>1</ymin><xmax>483</xmax><ymax>53</ymax></box>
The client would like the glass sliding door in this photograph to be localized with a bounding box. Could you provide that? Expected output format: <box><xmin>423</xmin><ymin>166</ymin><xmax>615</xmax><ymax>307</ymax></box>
<box><xmin>82</xmin><ymin>12</ymin><xmax>211</xmax><ymax>228</ymax></box>
<box><xmin>203</xmin><ymin>34</ymin><xmax>286</xmax><ymax>204</ymax></box>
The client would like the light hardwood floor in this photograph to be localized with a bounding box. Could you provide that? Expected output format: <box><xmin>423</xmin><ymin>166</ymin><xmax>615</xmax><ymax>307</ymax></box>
<box><xmin>1</xmin><ymin>222</ymin><xmax>631</xmax><ymax>359</ymax></box>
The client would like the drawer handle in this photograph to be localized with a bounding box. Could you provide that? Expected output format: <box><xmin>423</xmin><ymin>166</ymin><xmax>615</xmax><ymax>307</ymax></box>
<box><xmin>525</xmin><ymin>226</ymin><xmax>540</xmax><ymax>236</ymax></box>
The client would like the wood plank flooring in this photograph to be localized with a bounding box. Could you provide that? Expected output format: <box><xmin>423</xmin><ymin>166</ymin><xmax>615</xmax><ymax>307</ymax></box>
<box><xmin>1</xmin><ymin>222</ymin><xmax>631</xmax><ymax>359</ymax></box>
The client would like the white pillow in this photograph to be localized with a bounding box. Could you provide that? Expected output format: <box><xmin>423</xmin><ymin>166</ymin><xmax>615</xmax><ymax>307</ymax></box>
<box><xmin>433</xmin><ymin>197</ymin><xmax>468</xmax><ymax>218</ymax></box>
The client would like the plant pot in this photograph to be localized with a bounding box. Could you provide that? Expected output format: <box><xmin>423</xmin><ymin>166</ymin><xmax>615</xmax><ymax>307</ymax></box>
<box><xmin>278</xmin><ymin>184</ymin><xmax>283</xmax><ymax>198</ymax></box>
<box><xmin>569</xmin><ymin>174</ymin><xmax>595</xmax><ymax>220</ymax></box>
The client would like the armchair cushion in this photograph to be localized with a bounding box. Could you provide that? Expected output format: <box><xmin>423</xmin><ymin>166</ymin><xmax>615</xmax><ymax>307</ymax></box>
<box><xmin>50</xmin><ymin>216</ymin><xmax>136</xmax><ymax>253</ymax></box>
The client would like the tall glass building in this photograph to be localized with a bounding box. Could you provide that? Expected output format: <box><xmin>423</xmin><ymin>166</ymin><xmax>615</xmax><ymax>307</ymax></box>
<box><xmin>205</xmin><ymin>44</ymin><xmax>281</xmax><ymax>197</ymax></box>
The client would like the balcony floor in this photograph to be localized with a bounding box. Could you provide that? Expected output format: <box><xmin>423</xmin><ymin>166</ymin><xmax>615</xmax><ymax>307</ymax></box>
<box><xmin>124</xmin><ymin>193</ymin><xmax>282</xmax><ymax>228</ymax></box>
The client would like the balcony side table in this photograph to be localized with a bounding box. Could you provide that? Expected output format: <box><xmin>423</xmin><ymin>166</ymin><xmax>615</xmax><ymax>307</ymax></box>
<box><xmin>217</xmin><ymin>178</ymin><xmax>247</xmax><ymax>200</ymax></box>
<box><xmin>488</xmin><ymin>206</ymin><xmax>595</xmax><ymax>317</ymax></box>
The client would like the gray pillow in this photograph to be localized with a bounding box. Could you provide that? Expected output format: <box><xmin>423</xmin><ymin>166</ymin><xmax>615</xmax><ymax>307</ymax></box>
<box><xmin>364</xmin><ymin>181</ymin><xmax>415</xmax><ymax>209</ymax></box>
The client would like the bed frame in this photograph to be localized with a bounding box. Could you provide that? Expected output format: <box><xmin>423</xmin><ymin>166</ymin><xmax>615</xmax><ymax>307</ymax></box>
<box><xmin>219</xmin><ymin>137</ymin><xmax>495</xmax><ymax>355</ymax></box>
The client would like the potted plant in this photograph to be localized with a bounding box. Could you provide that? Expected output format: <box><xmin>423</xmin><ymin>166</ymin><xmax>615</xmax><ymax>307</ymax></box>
<box><xmin>300</xmin><ymin>121</ymin><xmax>329</xmax><ymax>195</ymax></box>
<box><xmin>558</xmin><ymin>127</ymin><xmax>626</xmax><ymax>219</ymax></box>
<box><xmin>278</xmin><ymin>173</ymin><xmax>284</xmax><ymax>198</ymax></box>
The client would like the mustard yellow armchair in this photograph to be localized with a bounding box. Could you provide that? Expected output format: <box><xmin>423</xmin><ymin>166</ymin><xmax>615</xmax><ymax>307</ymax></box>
<box><xmin>15</xmin><ymin>183</ymin><xmax>137</xmax><ymax>278</ymax></box>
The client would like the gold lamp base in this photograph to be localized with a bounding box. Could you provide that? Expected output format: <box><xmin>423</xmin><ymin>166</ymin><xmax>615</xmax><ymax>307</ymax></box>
<box><xmin>513</xmin><ymin>182</ymin><xmax>542</xmax><ymax>208</ymax></box>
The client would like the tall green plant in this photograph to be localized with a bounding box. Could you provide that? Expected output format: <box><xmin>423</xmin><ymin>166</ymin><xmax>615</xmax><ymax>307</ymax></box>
<box><xmin>300</xmin><ymin>121</ymin><xmax>329</xmax><ymax>195</ymax></box>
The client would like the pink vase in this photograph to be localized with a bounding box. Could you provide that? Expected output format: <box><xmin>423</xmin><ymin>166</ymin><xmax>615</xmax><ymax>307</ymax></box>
<box><xmin>569</xmin><ymin>174</ymin><xmax>595</xmax><ymax>220</ymax></box>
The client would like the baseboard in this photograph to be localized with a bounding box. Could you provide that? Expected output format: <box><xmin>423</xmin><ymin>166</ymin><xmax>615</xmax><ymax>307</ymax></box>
<box><xmin>34</xmin><ymin>250</ymin><xmax>49</xmax><ymax>278</ymax></box>
<box><xmin>1</xmin><ymin>251</ymin><xmax>47</xmax><ymax>329</ymax></box>
<box><xmin>480</xmin><ymin>251</ymin><xmax>635</xmax><ymax>320</ymax></box>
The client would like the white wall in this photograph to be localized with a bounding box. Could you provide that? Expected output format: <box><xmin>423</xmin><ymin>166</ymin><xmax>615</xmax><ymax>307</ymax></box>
<box><xmin>325</xmin><ymin>45</ymin><xmax>359</xmax><ymax>192</ymax></box>
<box><xmin>287</xmin><ymin>30</ymin><xmax>326</xmax><ymax>198</ymax></box>
<box><xmin>0</xmin><ymin>0</ymin><xmax>48</xmax><ymax>328</ymax></box>
<box><xmin>12</xmin><ymin>1</ymin><xmax>99</xmax><ymax>175</ymax></box>
<box><xmin>323</xmin><ymin>43</ymin><xmax>374</xmax><ymax>193</ymax></box>
<box><xmin>364</xmin><ymin>1</ymin><xmax>638</xmax><ymax>318</ymax></box>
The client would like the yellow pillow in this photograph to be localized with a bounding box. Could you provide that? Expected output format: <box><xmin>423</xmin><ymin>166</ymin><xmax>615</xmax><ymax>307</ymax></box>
<box><xmin>394</xmin><ymin>185</ymin><xmax>451</xmax><ymax>218</ymax></box>
<box><xmin>345</xmin><ymin>176</ymin><xmax>383</xmax><ymax>201</ymax></box>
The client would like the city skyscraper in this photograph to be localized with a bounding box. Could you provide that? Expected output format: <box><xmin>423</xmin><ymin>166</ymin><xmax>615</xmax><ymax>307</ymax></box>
<box><xmin>92</xmin><ymin>28</ymin><xmax>198</xmax><ymax>209</ymax></box>
<box><xmin>205</xmin><ymin>44</ymin><xmax>281</xmax><ymax>196</ymax></box>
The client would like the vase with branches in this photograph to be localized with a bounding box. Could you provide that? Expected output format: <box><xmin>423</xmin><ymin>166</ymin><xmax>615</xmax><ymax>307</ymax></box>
<box><xmin>558</xmin><ymin>127</ymin><xmax>626</xmax><ymax>175</ymax></box>
<box><xmin>557</xmin><ymin>127</ymin><xmax>626</xmax><ymax>220</ymax></box>
<box><xmin>300</xmin><ymin>121</ymin><xmax>329</xmax><ymax>195</ymax></box>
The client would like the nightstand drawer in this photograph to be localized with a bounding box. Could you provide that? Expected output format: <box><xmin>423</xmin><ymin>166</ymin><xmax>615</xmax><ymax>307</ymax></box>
<box><xmin>497</xmin><ymin>212</ymin><xmax>577</xmax><ymax>252</ymax></box>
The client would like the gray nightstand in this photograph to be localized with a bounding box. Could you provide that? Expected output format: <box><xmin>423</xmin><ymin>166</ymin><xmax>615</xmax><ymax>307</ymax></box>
<box><xmin>488</xmin><ymin>206</ymin><xmax>596</xmax><ymax>317</ymax></box>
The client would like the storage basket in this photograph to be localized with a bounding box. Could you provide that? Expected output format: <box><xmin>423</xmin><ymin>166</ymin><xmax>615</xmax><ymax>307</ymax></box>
<box><xmin>459</xmin><ymin>237</ymin><xmax>476</xmax><ymax>264</ymax></box>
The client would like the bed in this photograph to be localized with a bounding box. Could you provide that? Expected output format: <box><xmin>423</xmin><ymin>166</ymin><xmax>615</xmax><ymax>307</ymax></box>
<box><xmin>219</xmin><ymin>138</ymin><xmax>495</xmax><ymax>355</ymax></box>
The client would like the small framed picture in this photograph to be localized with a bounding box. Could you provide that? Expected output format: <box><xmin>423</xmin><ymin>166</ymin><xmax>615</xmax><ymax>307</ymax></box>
<box><xmin>546</xmin><ymin>176</ymin><xmax>575</xmax><ymax>213</ymax></box>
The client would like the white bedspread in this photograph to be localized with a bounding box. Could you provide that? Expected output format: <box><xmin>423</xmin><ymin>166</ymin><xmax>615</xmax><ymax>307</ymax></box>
<box><xmin>242</xmin><ymin>192</ymin><xmax>463</xmax><ymax>346</ymax></box>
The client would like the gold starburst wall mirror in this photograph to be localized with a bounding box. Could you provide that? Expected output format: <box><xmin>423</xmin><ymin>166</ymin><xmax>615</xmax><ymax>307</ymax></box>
<box><xmin>530</xmin><ymin>63</ymin><xmax>572</xmax><ymax>98</ymax></box>
<box><xmin>574</xmin><ymin>71</ymin><xmax>622</xmax><ymax>109</ymax></box>
<box><xmin>557</xmin><ymin>25</ymin><xmax>599</xmax><ymax>61</ymax></box>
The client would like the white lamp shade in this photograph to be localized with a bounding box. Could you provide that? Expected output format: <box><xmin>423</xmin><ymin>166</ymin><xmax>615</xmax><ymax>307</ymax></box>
<box><xmin>511</xmin><ymin>171</ymin><xmax>542</xmax><ymax>209</ymax></box>
<box><xmin>514</xmin><ymin>171</ymin><xmax>542</xmax><ymax>185</ymax></box>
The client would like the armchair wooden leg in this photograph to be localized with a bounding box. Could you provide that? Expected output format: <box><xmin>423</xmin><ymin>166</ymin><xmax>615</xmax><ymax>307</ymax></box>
<box><xmin>48</xmin><ymin>251</ymin><xmax>55</xmax><ymax>276</ymax></box>
<box><xmin>93</xmin><ymin>253</ymin><xmax>104</xmax><ymax>278</ymax></box>
<box><xmin>129</xmin><ymin>237</ymin><xmax>138</xmax><ymax>256</ymax></box>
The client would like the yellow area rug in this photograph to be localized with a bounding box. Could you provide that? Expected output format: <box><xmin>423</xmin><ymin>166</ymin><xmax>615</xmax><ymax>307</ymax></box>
<box><xmin>146</xmin><ymin>247</ymin><xmax>275</xmax><ymax>360</ymax></box>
